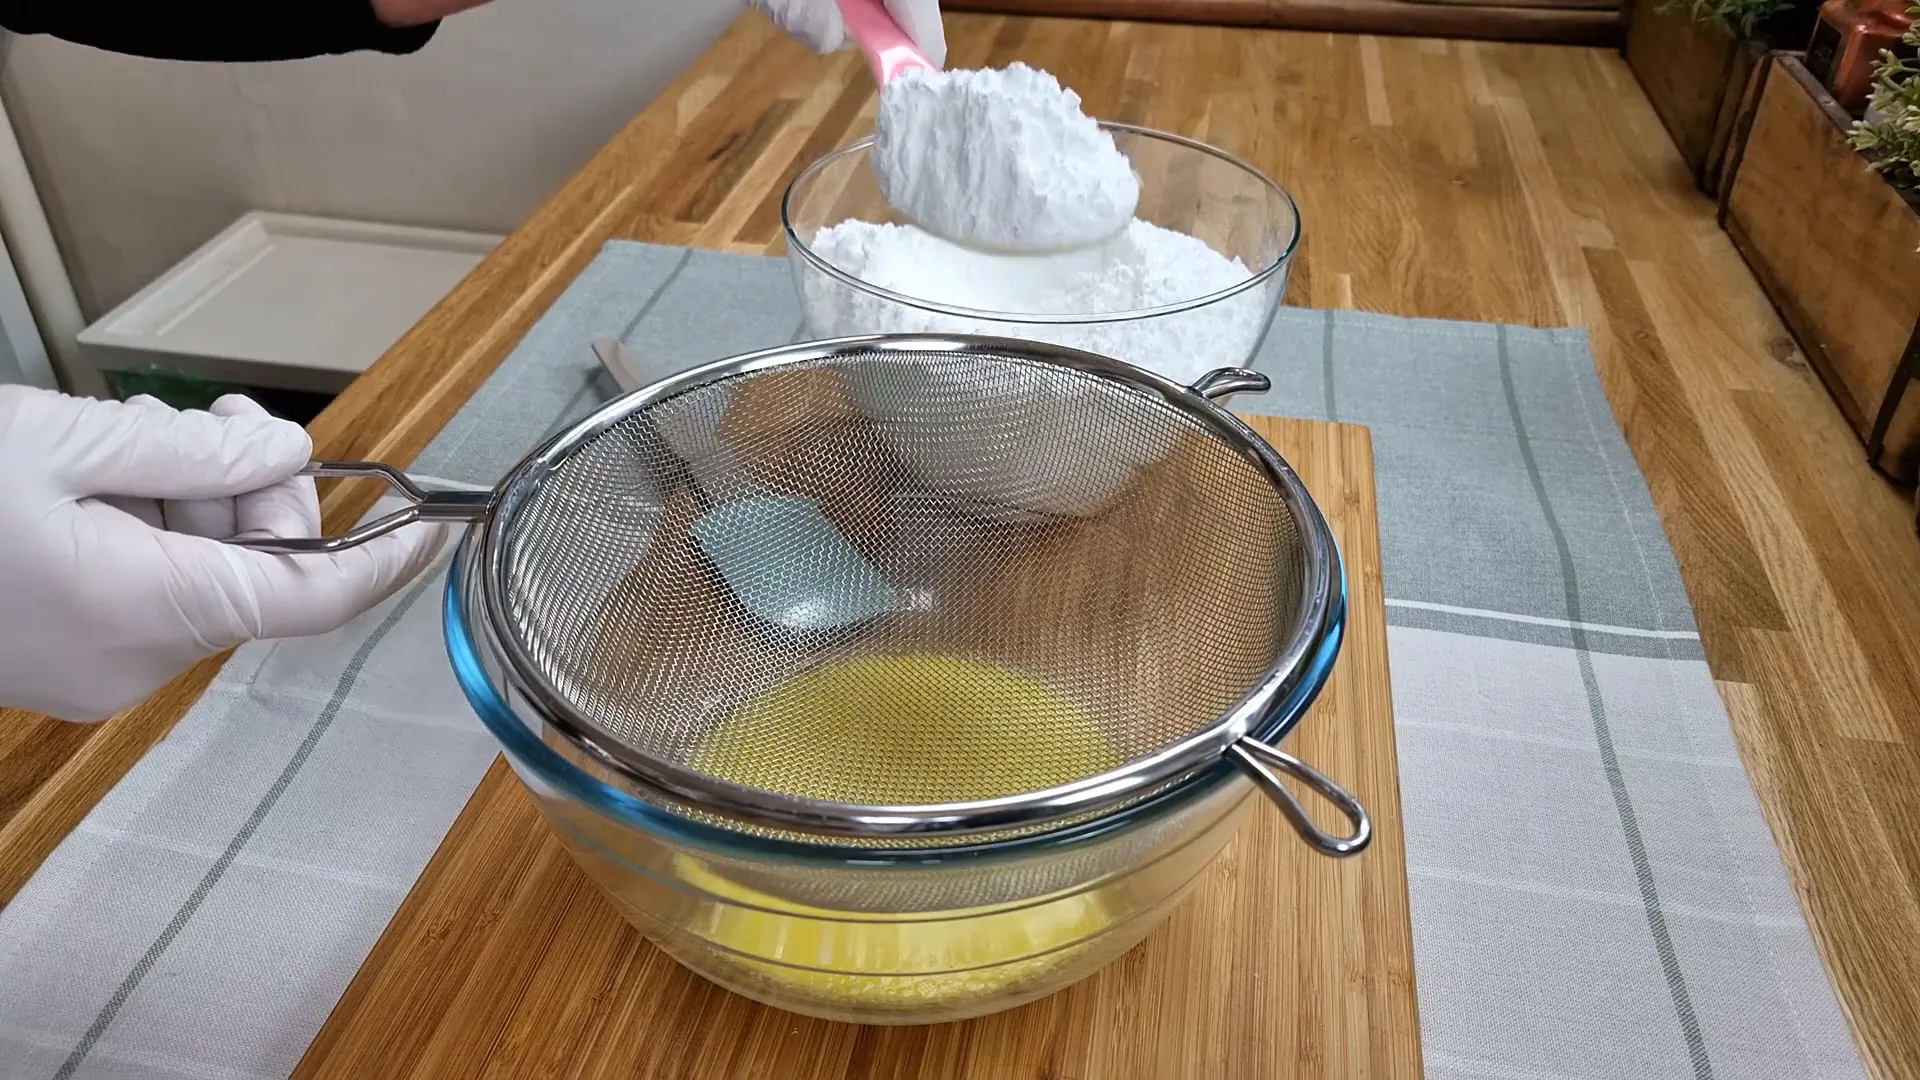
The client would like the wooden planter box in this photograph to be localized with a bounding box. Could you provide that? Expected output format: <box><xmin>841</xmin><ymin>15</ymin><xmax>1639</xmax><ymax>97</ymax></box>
<box><xmin>1723</xmin><ymin>54</ymin><xmax>1920</xmax><ymax>484</ymax></box>
<box><xmin>1623</xmin><ymin>0</ymin><xmax>1815</xmax><ymax>192</ymax></box>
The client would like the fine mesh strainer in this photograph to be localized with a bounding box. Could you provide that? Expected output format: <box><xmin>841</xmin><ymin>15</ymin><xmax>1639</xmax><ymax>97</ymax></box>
<box><xmin>237</xmin><ymin>335</ymin><xmax>1367</xmax><ymax>858</ymax></box>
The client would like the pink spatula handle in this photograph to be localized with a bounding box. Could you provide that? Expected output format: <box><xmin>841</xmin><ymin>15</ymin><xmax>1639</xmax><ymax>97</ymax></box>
<box><xmin>835</xmin><ymin>0</ymin><xmax>938</xmax><ymax>83</ymax></box>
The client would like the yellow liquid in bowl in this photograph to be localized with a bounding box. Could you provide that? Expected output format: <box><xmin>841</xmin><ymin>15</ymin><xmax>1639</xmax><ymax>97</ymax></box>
<box><xmin>693</xmin><ymin>653</ymin><xmax>1121</xmax><ymax>803</ymax></box>
<box><xmin>676</xmin><ymin>653</ymin><xmax>1124</xmax><ymax>1009</ymax></box>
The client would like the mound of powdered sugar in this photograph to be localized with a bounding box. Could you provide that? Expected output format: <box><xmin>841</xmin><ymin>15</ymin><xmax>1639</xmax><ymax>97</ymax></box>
<box><xmin>800</xmin><ymin>218</ymin><xmax>1273</xmax><ymax>385</ymax></box>
<box><xmin>873</xmin><ymin>63</ymin><xmax>1141</xmax><ymax>252</ymax></box>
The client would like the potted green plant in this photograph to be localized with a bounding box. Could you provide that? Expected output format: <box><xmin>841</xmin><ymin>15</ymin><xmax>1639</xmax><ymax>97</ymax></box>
<box><xmin>1849</xmin><ymin>6</ymin><xmax>1920</xmax><ymax>193</ymax></box>
<box><xmin>1624</xmin><ymin>0</ymin><xmax>1820</xmax><ymax>190</ymax></box>
<box><xmin>1664</xmin><ymin>0</ymin><xmax>1807</xmax><ymax>36</ymax></box>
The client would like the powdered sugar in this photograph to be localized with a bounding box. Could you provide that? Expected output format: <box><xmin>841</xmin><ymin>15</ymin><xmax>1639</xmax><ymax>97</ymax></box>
<box><xmin>873</xmin><ymin>64</ymin><xmax>1140</xmax><ymax>252</ymax></box>
<box><xmin>800</xmin><ymin>218</ymin><xmax>1274</xmax><ymax>385</ymax></box>
<box><xmin>811</xmin><ymin>59</ymin><xmax>1278</xmax><ymax>382</ymax></box>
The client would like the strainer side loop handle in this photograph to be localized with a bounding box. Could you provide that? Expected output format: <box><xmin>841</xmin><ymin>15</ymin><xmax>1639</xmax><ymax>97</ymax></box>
<box><xmin>225</xmin><ymin>461</ymin><xmax>492</xmax><ymax>555</ymax></box>
<box><xmin>1227</xmin><ymin>738</ymin><xmax>1372</xmax><ymax>857</ymax></box>
<box><xmin>1190</xmin><ymin>368</ymin><xmax>1270</xmax><ymax>403</ymax></box>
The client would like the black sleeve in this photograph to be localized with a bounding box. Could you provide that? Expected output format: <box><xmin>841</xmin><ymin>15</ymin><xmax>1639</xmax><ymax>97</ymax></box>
<box><xmin>0</xmin><ymin>1</ymin><xmax>440</xmax><ymax>62</ymax></box>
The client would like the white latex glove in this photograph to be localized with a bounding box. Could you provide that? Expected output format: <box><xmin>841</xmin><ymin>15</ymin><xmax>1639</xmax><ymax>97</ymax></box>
<box><xmin>0</xmin><ymin>387</ymin><xmax>448</xmax><ymax>722</ymax></box>
<box><xmin>750</xmin><ymin>0</ymin><xmax>948</xmax><ymax>69</ymax></box>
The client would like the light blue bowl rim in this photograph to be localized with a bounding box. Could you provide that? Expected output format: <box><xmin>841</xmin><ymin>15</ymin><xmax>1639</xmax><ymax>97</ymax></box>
<box><xmin>443</xmin><ymin>536</ymin><xmax>1349</xmax><ymax>873</ymax></box>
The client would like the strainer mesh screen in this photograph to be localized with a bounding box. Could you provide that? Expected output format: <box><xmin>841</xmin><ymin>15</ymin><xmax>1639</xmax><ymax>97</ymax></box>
<box><xmin>499</xmin><ymin>350</ymin><xmax>1301</xmax><ymax>819</ymax></box>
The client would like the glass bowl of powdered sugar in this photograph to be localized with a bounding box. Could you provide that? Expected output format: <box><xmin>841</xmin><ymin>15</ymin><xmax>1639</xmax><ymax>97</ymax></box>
<box><xmin>781</xmin><ymin>123</ymin><xmax>1299</xmax><ymax>388</ymax></box>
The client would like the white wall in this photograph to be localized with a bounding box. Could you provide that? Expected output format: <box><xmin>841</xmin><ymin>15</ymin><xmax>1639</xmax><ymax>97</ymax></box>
<box><xmin>0</xmin><ymin>227</ymin><xmax>55</xmax><ymax>387</ymax></box>
<box><xmin>0</xmin><ymin>0</ymin><xmax>744</xmax><ymax>317</ymax></box>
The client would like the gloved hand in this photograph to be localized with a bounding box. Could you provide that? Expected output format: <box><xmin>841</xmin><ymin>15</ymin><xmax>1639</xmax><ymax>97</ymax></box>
<box><xmin>0</xmin><ymin>387</ymin><xmax>448</xmax><ymax>722</ymax></box>
<box><xmin>750</xmin><ymin>0</ymin><xmax>948</xmax><ymax>69</ymax></box>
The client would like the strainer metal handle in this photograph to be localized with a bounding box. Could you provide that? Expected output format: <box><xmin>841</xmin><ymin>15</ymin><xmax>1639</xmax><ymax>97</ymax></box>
<box><xmin>225</xmin><ymin>462</ymin><xmax>492</xmax><ymax>555</ymax></box>
<box><xmin>1192</xmin><ymin>365</ymin><xmax>1369</xmax><ymax>856</ymax></box>
<box><xmin>1190</xmin><ymin>367</ymin><xmax>1271</xmax><ymax>403</ymax></box>
<box><xmin>223</xmin><ymin>365</ymin><xmax>1270</xmax><ymax>559</ymax></box>
<box><xmin>1226</xmin><ymin>740</ymin><xmax>1371</xmax><ymax>856</ymax></box>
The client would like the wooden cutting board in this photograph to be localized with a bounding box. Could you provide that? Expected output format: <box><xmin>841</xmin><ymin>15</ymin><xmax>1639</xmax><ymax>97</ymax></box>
<box><xmin>293</xmin><ymin>415</ymin><xmax>1421</xmax><ymax>1080</ymax></box>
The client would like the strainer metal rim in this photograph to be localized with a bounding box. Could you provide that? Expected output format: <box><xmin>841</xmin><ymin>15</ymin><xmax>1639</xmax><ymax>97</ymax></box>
<box><xmin>473</xmin><ymin>334</ymin><xmax>1340</xmax><ymax>841</ymax></box>
<box><xmin>445</xmin><ymin>537</ymin><xmax>1345</xmax><ymax>867</ymax></box>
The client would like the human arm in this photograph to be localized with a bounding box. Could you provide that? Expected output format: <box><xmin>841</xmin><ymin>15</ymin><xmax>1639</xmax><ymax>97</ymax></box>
<box><xmin>0</xmin><ymin>0</ymin><xmax>495</xmax><ymax>61</ymax></box>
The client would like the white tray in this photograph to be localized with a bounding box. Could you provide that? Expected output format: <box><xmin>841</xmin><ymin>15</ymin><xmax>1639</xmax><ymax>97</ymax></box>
<box><xmin>79</xmin><ymin>212</ymin><xmax>501</xmax><ymax>395</ymax></box>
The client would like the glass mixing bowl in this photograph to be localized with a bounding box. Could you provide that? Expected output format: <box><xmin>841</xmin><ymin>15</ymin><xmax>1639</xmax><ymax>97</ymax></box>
<box><xmin>781</xmin><ymin>123</ymin><xmax>1300</xmax><ymax>383</ymax></box>
<box><xmin>444</xmin><ymin>517</ymin><xmax>1348</xmax><ymax>1026</ymax></box>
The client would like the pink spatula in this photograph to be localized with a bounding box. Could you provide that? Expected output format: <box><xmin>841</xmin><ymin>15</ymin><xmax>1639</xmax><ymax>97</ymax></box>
<box><xmin>835</xmin><ymin>0</ymin><xmax>940</xmax><ymax>83</ymax></box>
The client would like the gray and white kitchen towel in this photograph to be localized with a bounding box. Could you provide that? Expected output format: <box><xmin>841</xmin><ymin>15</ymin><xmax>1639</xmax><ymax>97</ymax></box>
<box><xmin>0</xmin><ymin>241</ymin><xmax>1867</xmax><ymax>1080</ymax></box>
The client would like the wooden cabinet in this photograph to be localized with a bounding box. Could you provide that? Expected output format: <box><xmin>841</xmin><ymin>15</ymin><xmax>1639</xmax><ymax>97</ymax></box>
<box><xmin>1724</xmin><ymin>55</ymin><xmax>1920</xmax><ymax>483</ymax></box>
<box><xmin>940</xmin><ymin>0</ymin><xmax>1621</xmax><ymax>44</ymax></box>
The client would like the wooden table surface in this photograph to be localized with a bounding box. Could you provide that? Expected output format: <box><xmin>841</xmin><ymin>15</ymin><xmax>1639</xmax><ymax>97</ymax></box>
<box><xmin>293</xmin><ymin>414</ymin><xmax>1417</xmax><ymax>1080</ymax></box>
<box><xmin>8</xmin><ymin>10</ymin><xmax>1920</xmax><ymax>1079</ymax></box>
